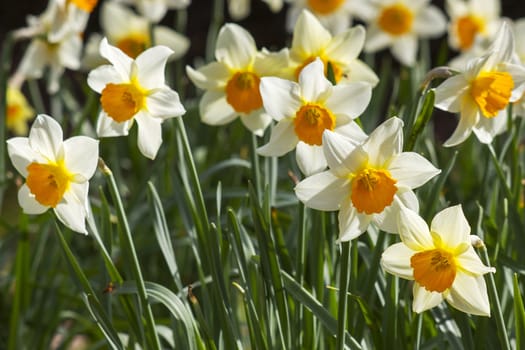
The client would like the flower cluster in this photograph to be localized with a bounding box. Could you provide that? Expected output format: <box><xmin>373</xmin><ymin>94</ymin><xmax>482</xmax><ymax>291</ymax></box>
<box><xmin>7</xmin><ymin>0</ymin><xmax>522</xmax><ymax>331</ymax></box>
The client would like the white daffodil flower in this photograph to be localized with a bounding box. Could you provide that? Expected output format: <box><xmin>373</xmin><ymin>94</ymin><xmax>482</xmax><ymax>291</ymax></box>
<box><xmin>360</xmin><ymin>0</ymin><xmax>446</xmax><ymax>66</ymax></box>
<box><xmin>288</xmin><ymin>10</ymin><xmax>378</xmax><ymax>86</ymax></box>
<box><xmin>11</xmin><ymin>0</ymin><xmax>88</xmax><ymax>93</ymax></box>
<box><xmin>6</xmin><ymin>115</ymin><xmax>99</xmax><ymax>234</ymax></box>
<box><xmin>257</xmin><ymin>58</ymin><xmax>371</xmax><ymax>175</ymax></box>
<box><xmin>295</xmin><ymin>117</ymin><xmax>440</xmax><ymax>240</ymax></box>
<box><xmin>434</xmin><ymin>22</ymin><xmax>525</xmax><ymax>147</ymax></box>
<box><xmin>87</xmin><ymin>38</ymin><xmax>186</xmax><ymax>159</ymax></box>
<box><xmin>445</xmin><ymin>0</ymin><xmax>502</xmax><ymax>53</ymax></box>
<box><xmin>286</xmin><ymin>0</ymin><xmax>370</xmax><ymax>35</ymax></box>
<box><xmin>6</xmin><ymin>86</ymin><xmax>35</xmax><ymax>136</ymax></box>
<box><xmin>186</xmin><ymin>23</ymin><xmax>289</xmax><ymax>136</ymax></box>
<box><xmin>381</xmin><ymin>205</ymin><xmax>495</xmax><ymax>316</ymax></box>
<box><xmin>82</xmin><ymin>1</ymin><xmax>189</xmax><ymax>69</ymax></box>
<box><xmin>114</xmin><ymin>0</ymin><xmax>190</xmax><ymax>23</ymax></box>
<box><xmin>227</xmin><ymin>0</ymin><xmax>283</xmax><ymax>21</ymax></box>
<box><xmin>511</xmin><ymin>18</ymin><xmax>525</xmax><ymax>118</ymax></box>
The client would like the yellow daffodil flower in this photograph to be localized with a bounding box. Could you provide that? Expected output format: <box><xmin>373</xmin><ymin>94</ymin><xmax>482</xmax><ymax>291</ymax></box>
<box><xmin>6</xmin><ymin>115</ymin><xmax>99</xmax><ymax>234</ymax></box>
<box><xmin>295</xmin><ymin>117</ymin><xmax>440</xmax><ymax>240</ymax></box>
<box><xmin>434</xmin><ymin>22</ymin><xmax>525</xmax><ymax>146</ymax></box>
<box><xmin>6</xmin><ymin>87</ymin><xmax>34</xmax><ymax>136</ymax></box>
<box><xmin>381</xmin><ymin>205</ymin><xmax>495</xmax><ymax>315</ymax></box>
<box><xmin>87</xmin><ymin>38</ymin><xmax>186</xmax><ymax>159</ymax></box>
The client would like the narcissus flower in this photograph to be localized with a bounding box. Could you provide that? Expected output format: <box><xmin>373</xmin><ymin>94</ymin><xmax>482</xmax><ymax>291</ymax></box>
<box><xmin>286</xmin><ymin>0</ymin><xmax>369</xmax><ymax>35</ymax></box>
<box><xmin>82</xmin><ymin>1</ymin><xmax>189</xmax><ymax>68</ymax></box>
<box><xmin>87</xmin><ymin>38</ymin><xmax>186</xmax><ymax>159</ymax></box>
<box><xmin>113</xmin><ymin>0</ymin><xmax>190</xmax><ymax>23</ymax></box>
<box><xmin>258</xmin><ymin>58</ymin><xmax>371</xmax><ymax>175</ymax></box>
<box><xmin>288</xmin><ymin>10</ymin><xmax>378</xmax><ymax>86</ymax></box>
<box><xmin>6</xmin><ymin>86</ymin><xmax>35</xmax><ymax>136</ymax></box>
<box><xmin>445</xmin><ymin>0</ymin><xmax>502</xmax><ymax>53</ymax></box>
<box><xmin>186</xmin><ymin>23</ymin><xmax>289</xmax><ymax>136</ymax></box>
<box><xmin>295</xmin><ymin>117</ymin><xmax>440</xmax><ymax>240</ymax></box>
<box><xmin>434</xmin><ymin>23</ymin><xmax>525</xmax><ymax>146</ymax></box>
<box><xmin>360</xmin><ymin>0</ymin><xmax>446</xmax><ymax>66</ymax></box>
<box><xmin>381</xmin><ymin>205</ymin><xmax>495</xmax><ymax>315</ymax></box>
<box><xmin>6</xmin><ymin>115</ymin><xmax>99</xmax><ymax>234</ymax></box>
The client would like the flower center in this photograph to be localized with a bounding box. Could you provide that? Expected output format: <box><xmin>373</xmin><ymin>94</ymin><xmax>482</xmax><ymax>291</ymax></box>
<box><xmin>307</xmin><ymin>0</ymin><xmax>345</xmax><ymax>15</ymax></box>
<box><xmin>455</xmin><ymin>15</ymin><xmax>485</xmax><ymax>51</ymax></box>
<box><xmin>350</xmin><ymin>168</ymin><xmax>397</xmax><ymax>214</ymax></box>
<box><xmin>116</xmin><ymin>34</ymin><xmax>150</xmax><ymax>59</ymax></box>
<box><xmin>378</xmin><ymin>4</ymin><xmax>413</xmax><ymax>36</ymax></box>
<box><xmin>26</xmin><ymin>161</ymin><xmax>72</xmax><ymax>208</ymax></box>
<box><xmin>295</xmin><ymin>56</ymin><xmax>343</xmax><ymax>83</ymax></box>
<box><xmin>225</xmin><ymin>71</ymin><xmax>263</xmax><ymax>114</ymax></box>
<box><xmin>294</xmin><ymin>103</ymin><xmax>335</xmax><ymax>145</ymax></box>
<box><xmin>411</xmin><ymin>249</ymin><xmax>456</xmax><ymax>292</ymax></box>
<box><xmin>100</xmin><ymin>82</ymin><xmax>145</xmax><ymax>122</ymax></box>
<box><xmin>67</xmin><ymin>0</ymin><xmax>98</xmax><ymax>12</ymax></box>
<box><xmin>470</xmin><ymin>71</ymin><xmax>514</xmax><ymax>118</ymax></box>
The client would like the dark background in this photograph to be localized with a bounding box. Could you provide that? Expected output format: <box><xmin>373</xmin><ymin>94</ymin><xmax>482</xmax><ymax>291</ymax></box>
<box><xmin>2</xmin><ymin>0</ymin><xmax>525</xmax><ymax>64</ymax></box>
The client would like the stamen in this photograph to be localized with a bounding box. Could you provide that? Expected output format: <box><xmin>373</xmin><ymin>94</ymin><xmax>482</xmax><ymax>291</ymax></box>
<box><xmin>225</xmin><ymin>71</ymin><xmax>263</xmax><ymax>114</ymax></box>
<box><xmin>294</xmin><ymin>104</ymin><xmax>335</xmax><ymax>145</ymax></box>
<box><xmin>411</xmin><ymin>249</ymin><xmax>456</xmax><ymax>292</ymax></box>
<box><xmin>350</xmin><ymin>168</ymin><xmax>397</xmax><ymax>214</ymax></box>
<box><xmin>378</xmin><ymin>4</ymin><xmax>414</xmax><ymax>36</ymax></box>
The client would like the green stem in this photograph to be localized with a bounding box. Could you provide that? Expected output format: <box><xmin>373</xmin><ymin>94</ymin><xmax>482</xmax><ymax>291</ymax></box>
<box><xmin>99</xmin><ymin>159</ymin><xmax>162</xmax><ymax>350</ymax></box>
<box><xmin>479</xmin><ymin>244</ymin><xmax>510</xmax><ymax>350</ymax></box>
<box><xmin>8</xmin><ymin>231</ymin><xmax>29</xmax><ymax>350</ymax></box>
<box><xmin>336</xmin><ymin>241</ymin><xmax>351</xmax><ymax>350</ymax></box>
<box><xmin>250</xmin><ymin>133</ymin><xmax>262</xmax><ymax>200</ymax></box>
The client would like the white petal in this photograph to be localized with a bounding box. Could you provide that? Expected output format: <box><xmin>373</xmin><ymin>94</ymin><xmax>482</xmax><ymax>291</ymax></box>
<box><xmin>137</xmin><ymin>0</ymin><xmax>167</xmax><ymax>22</ymax></box>
<box><xmin>260</xmin><ymin>77</ymin><xmax>302</xmax><ymax>121</ymax></box>
<box><xmin>99</xmin><ymin>37</ymin><xmax>132</xmax><ymax>79</ymax></box>
<box><xmin>364</xmin><ymin>117</ymin><xmax>403</xmax><ymax>167</ymax></box>
<box><xmin>434</xmin><ymin>75</ymin><xmax>470</xmax><ymax>113</ymax></box>
<box><xmin>397</xmin><ymin>204</ymin><xmax>434</xmax><ymax>251</ymax></box>
<box><xmin>18</xmin><ymin>184</ymin><xmax>48</xmax><ymax>214</ymax></box>
<box><xmin>447</xmin><ymin>273</ymin><xmax>491</xmax><ymax>316</ymax></box>
<box><xmin>257</xmin><ymin>119</ymin><xmax>298</xmax><ymax>157</ymax></box>
<box><xmin>294</xmin><ymin>170</ymin><xmax>347</xmax><ymax>211</ymax></box>
<box><xmin>96</xmin><ymin>111</ymin><xmax>131</xmax><ymax>137</ymax></box>
<box><xmin>298</xmin><ymin>58</ymin><xmax>332</xmax><ymax>102</ymax></box>
<box><xmin>291</xmin><ymin>10</ymin><xmax>331</xmax><ymax>59</ymax></box>
<box><xmin>337</xmin><ymin>199</ymin><xmax>371</xmax><ymax>241</ymax></box>
<box><xmin>430</xmin><ymin>205</ymin><xmax>470</xmax><ymax>248</ymax></box>
<box><xmin>63</xmin><ymin>137</ymin><xmax>99</xmax><ymax>180</ymax></box>
<box><xmin>296</xmin><ymin>142</ymin><xmax>327</xmax><ymax>176</ymax></box>
<box><xmin>414</xmin><ymin>6</ymin><xmax>447</xmax><ymax>38</ymax></box>
<box><xmin>87</xmin><ymin>65</ymin><xmax>122</xmax><ymax>93</ymax></box>
<box><xmin>7</xmin><ymin>137</ymin><xmax>35</xmax><ymax>177</ymax></box>
<box><xmin>28</xmin><ymin>115</ymin><xmax>63</xmax><ymax>161</ymax></box>
<box><xmin>343</xmin><ymin>59</ymin><xmax>379</xmax><ymax>86</ymax></box>
<box><xmin>456</xmin><ymin>247</ymin><xmax>496</xmax><ymax>275</ymax></box>
<box><xmin>239</xmin><ymin>111</ymin><xmax>272</xmax><ymax>136</ymax></box>
<box><xmin>57</xmin><ymin>35</ymin><xmax>81</xmax><ymax>70</ymax></box>
<box><xmin>199</xmin><ymin>91</ymin><xmax>237</xmax><ymax>125</ymax></box>
<box><xmin>334</xmin><ymin>122</ymin><xmax>368</xmax><ymax>144</ymax></box>
<box><xmin>146</xmin><ymin>88</ymin><xmax>186</xmax><ymax>119</ymax></box>
<box><xmin>381</xmin><ymin>243</ymin><xmax>415</xmax><ymax>280</ymax></box>
<box><xmin>153</xmin><ymin>26</ymin><xmax>190</xmax><ymax>60</ymax></box>
<box><xmin>185</xmin><ymin>63</ymin><xmax>229</xmax><ymax>90</ymax></box>
<box><xmin>322</xmin><ymin>130</ymin><xmax>367</xmax><ymax>176</ymax></box>
<box><xmin>374</xmin><ymin>196</ymin><xmax>409</xmax><ymax>234</ymax></box>
<box><xmin>364</xmin><ymin>25</ymin><xmax>391</xmax><ymax>52</ymax></box>
<box><xmin>472</xmin><ymin>112</ymin><xmax>507</xmax><ymax>144</ymax></box>
<box><xmin>389</xmin><ymin>152</ymin><xmax>440</xmax><ymax>189</ymax></box>
<box><xmin>135</xmin><ymin>46</ymin><xmax>172</xmax><ymax>89</ymax></box>
<box><xmin>325</xmin><ymin>82</ymin><xmax>372</xmax><ymax>120</ymax></box>
<box><xmin>55</xmin><ymin>187</ymin><xmax>88</xmax><ymax>234</ymax></box>
<box><xmin>443</xmin><ymin>100</ymin><xmax>478</xmax><ymax>147</ymax></box>
<box><xmin>412</xmin><ymin>283</ymin><xmax>444</xmax><ymax>313</ymax></box>
<box><xmin>325</xmin><ymin>25</ymin><xmax>365</xmax><ymax>62</ymax></box>
<box><xmin>391</xmin><ymin>35</ymin><xmax>418</xmax><ymax>67</ymax></box>
<box><xmin>215</xmin><ymin>23</ymin><xmax>256</xmax><ymax>69</ymax></box>
<box><xmin>134</xmin><ymin>112</ymin><xmax>163</xmax><ymax>160</ymax></box>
